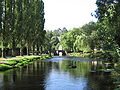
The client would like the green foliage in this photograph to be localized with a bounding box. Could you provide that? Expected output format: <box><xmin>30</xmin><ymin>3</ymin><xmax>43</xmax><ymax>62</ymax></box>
<box><xmin>51</xmin><ymin>36</ymin><xmax>59</xmax><ymax>49</ymax></box>
<box><xmin>81</xmin><ymin>21</ymin><xmax>98</xmax><ymax>35</ymax></box>
<box><xmin>0</xmin><ymin>55</ymin><xmax>51</xmax><ymax>71</ymax></box>
<box><xmin>43</xmin><ymin>27</ymin><xmax>68</xmax><ymax>53</ymax></box>
<box><xmin>74</xmin><ymin>34</ymin><xmax>91</xmax><ymax>52</ymax></box>
<box><xmin>112</xmin><ymin>67</ymin><xmax>120</xmax><ymax>89</ymax></box>
<box><xmin>95</xmin><ymin>1</ymin><xmax>120</xmax><ymax>89</ymax></box>
<box><xmin>52</xmin><ymin>27</ymin><xmax>68</xmax><ymax>36</ymax></box>
<box><xmin>60</xmin><ymin>28</ymin><xmax>83</xmax><ymax>51</ymax></box>
<box><xmin>0</xmin><ymin>64</ymin><xmax>12</xmax><ymax>71</ymax></box>
<box><xmin>7</xmin><ymin>60</ymin><xmax>18</xmax><ymax>65</ymax></box>
<box><xmin>95</xmin><ymin>0</ymin><xmax>120</xmax><ymax>48</ymax></box>
<box><xmin>0</xmin><ymin>0</ymin><xmax>2</xmax><ymax>31</ymax></box>
<box><xmin>60</xmin><ymin>24</ymin><xmax>99</xmax><ymax>52</ymax></box>
<box><xmin>0</xmin><ymin>0</ymin><xmax>45</xmax><ymax>57</ymax></box>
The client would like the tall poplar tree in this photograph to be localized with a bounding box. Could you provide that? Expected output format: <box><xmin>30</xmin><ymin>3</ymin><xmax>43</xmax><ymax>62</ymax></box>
<box><xmin>35</xmin><ymin>0</ymin><xmax>45</xmax><ymax>54</ymax></box>
<box><xmin>0</xmin><ymin>0</ymin><xmax>2</xmax><ymax>30</ymax></box>
<box><xmin>0</xmin><ymin>0</ymin><xmax>3</xmax><ymax>57</ymax></box>
<box><xmin>0</xmin><ymin>0</ymin><xmax>45</xmax><ymax>57</ymax></box>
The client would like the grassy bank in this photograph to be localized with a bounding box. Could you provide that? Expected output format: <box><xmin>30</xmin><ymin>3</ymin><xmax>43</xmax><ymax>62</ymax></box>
<box><xmin>68</xmin><ymin>51</ymin><xmax>119</xmax><ymax>60</ymax></box>
<box><xmin>0</xmin><ymin>55</ymin><xmax>51</xmax><ymax>71</ymax></box>
<box><xmin>68</xmin><ymin>52</ymin><xmax>102</xmax><ymax>59</ymax></box>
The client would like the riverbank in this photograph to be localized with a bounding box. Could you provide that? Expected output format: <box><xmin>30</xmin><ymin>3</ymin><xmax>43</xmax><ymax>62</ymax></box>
<box><xmin>68</xmin><ymin>52</ymin><xmax>102</xmax><ymax>59</ymax></box>
<box><xmin>68</xmin><ymin>52</ymin><xmax>120</xmax><ymax>89</ymax></box>
<box><xmin>0</xmin><ymin>55</ymin><xmax>52</xmax><ymax>71</ymax></box>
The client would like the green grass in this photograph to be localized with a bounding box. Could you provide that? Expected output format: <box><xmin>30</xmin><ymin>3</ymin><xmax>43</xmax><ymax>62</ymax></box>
<box><xmin>68</xmin><ymin>52</ymin><xmax>94</xmax><ymax>58</ymax></box>
<box><xmin>0</xmin><ymin>64</ymin><xmax>12</xmax><ymax>71</ymax></box>
<box><xmin>0</xmin><ymin>55</ymin><xmax>52</xmax><ymax>71</ymax></box>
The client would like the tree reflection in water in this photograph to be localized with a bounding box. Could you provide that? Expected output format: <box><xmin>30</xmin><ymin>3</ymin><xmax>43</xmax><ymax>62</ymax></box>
<box><xmin>0</xmin><ymin>57</ymin><xmax>115</xmax><ymax>90</ymax></box>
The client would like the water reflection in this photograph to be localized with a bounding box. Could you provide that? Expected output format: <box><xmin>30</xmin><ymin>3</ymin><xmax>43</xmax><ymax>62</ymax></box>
<box><xmin>0</xmin><ymin>56</ymin><xmax>114</xmax><ymax>90</ymax></box>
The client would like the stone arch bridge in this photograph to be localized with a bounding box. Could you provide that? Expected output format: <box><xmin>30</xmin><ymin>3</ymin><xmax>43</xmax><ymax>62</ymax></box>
<box><xmin>52</xmin><ymin>50</ymin><xmax>66</xmax><ymax>56</ymax></box>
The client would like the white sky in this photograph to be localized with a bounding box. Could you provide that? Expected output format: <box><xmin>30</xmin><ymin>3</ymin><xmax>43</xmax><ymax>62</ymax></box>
<box><xmin>43</xmin><ymin>0</ymin><xmax>97</xmax><ymax>30</ymax></box>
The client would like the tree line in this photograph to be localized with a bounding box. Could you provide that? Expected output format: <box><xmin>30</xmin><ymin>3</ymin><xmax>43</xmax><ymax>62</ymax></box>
<box><xmin>0</xmin><ymin>0</ymin><xmax>45</xmax><ymax>57</ymax></box>
<box><xmin>44</xmin><ymin>0</ymin><xmax>120</xmax><ymax>62</ymax></box>
<box><xmin>59</xmin><ymin>0</ymin><xmax>120</xmax><ymax>63</ymax></box>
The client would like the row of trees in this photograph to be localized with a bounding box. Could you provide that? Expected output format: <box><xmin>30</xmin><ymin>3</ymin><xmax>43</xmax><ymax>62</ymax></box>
<box><xmin>59</xmin><ymin>20</ymin><xmax>119</xmax><ymax>61</ymax></box>
<box><xmin>44</xmin><ymin>19</ymin><xmax>119</xmax><ymax>59</ymax></box>
<box><xmin>0</xmin><ymin>0</ymin><xmax>45</xmax><ymax>57</ymax></box>
<box><xmin>54</xmin><ymin>0</ymin><xmax>120</xmax><ymax>62</ymax></box>
<box><xmin>43</xmin><ymin>27</ymin><xmax>68</xmax><ymax>55</ymax></box>
<box><xmin>60</xmin><ymin>21</ymin><xmax>118</xmax><ymax>52</ymax></box>
<box><xmin>60</xmin><ymin>22</ymin><xmax>99</xmax><ymax>52</ymax></box>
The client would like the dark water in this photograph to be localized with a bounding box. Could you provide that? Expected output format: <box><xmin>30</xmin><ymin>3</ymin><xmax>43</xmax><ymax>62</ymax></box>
<box><xmin>0</xmin><ymin>56</ymin><xmax>114</xmax><ymax>90</ymax></box>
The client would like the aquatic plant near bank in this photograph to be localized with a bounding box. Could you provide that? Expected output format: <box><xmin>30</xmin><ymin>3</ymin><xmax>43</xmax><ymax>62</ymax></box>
<box><xmin>0</xmin><ymin>55</ymin><xmax>51</xmax><ymax>71</ymax></box>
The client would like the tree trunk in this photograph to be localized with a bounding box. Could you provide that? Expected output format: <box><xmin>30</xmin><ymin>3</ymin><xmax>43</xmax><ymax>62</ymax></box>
<box><xmin>36</xmin><ymin>44</ymin><xmax>39</xmax><ymax>55</ymax></box>
<box><xmin>32</xmin><ymin>45</ymin><xmax>35</xmax><ymax>55</ymax></box>
<box><xmin>12</xmin><ymin>38</ymin><xmax>16</xmax><ymax>57</ymax></box>
<box><xmin>1</xmin><ymin>47</ymin><xmax>4</xmax><ymax>58</ymax></box>
<box><xmin>12</xmin><ymin>47</ymin><xmax>16</xmax><ymax>57</ymax></box>
<box><xmin>1</xmin><ymin>33</ymin><xmax>4</xmax><ymax>58</ymax></box>
<box><xmin>49</xmin><ymin>45</ymin><xmax>52</xmax><ymax>56</ymax></box>
<box><xmin>40</xmin><ymin>45</ymin><xmax>43</xmax><ymax>55</ymax></box>
<box><xmin>20</xmin><ymin>47</ymin><xmax>23</xmax><ymax>56</ymax></box>
<box><xmin>27</xmin><ymin>46</ymin><xmax>30</xmax><ymax>56</ymax></box>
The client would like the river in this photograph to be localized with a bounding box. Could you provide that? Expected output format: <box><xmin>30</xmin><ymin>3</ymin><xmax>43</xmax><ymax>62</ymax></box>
<box><xmin>0</xmin><ymin>56</ymin><xmax>114</xmax><ymax>90</ymax></box>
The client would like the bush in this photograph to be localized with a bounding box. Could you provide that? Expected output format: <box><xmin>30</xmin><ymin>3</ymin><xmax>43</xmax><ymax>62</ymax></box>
<box><xmin>0</xmin><ymin>64</ymin><xmax>12</xmax><ymax>70</ymax></box>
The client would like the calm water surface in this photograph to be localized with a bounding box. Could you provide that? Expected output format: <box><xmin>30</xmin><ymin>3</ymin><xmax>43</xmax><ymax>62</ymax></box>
<box><xmin>0</xmin><ymin>56</ymin><xmax>114</xmax><ymax>90</ymax></box>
